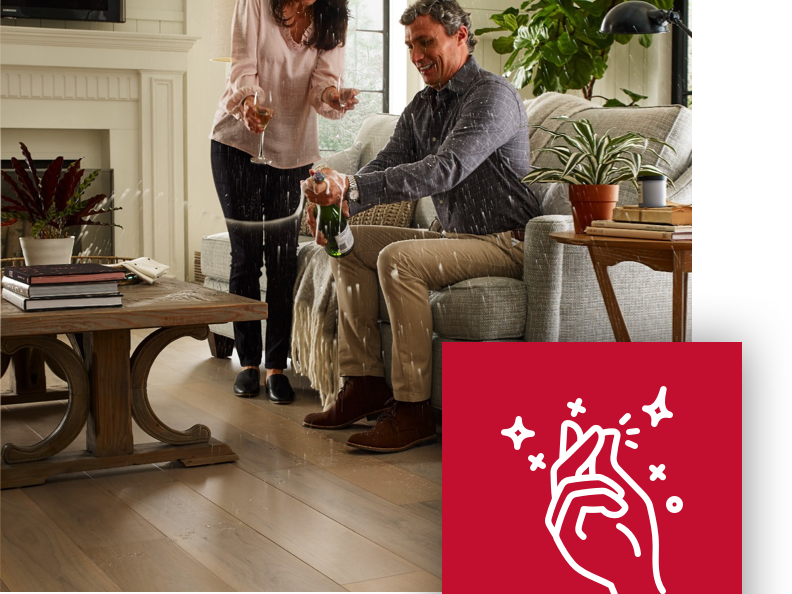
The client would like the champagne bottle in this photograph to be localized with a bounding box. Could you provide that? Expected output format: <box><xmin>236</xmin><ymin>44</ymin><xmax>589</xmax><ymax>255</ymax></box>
<box><xmin>314</xmin><ymin>171</ymin><xmax>354</xmax><ymax>258</ymax></box>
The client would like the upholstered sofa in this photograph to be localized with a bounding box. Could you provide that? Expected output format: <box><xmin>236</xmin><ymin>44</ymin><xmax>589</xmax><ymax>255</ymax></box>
<box><xmin>200</xmin><ymin>91</ymin><xmax>693</xmax><ymax>410</ymax></box>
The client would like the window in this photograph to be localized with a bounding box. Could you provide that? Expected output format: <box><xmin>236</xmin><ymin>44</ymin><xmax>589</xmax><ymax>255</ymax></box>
<box><xmin>318</xmin><ymin>0</ymin><xmax>389</xmax><ymax>155</ymax></box>
<box><xmin>671</xmin><ymin>0</ymin><xmax>691</xmax><ymax>107</ymax></box>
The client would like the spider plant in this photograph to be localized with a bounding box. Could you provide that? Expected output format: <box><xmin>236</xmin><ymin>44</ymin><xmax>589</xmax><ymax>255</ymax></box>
<box><xmin>522</xmin><ymin>116</ymin><xmax>675</xmax><ymax>189</ymax></box>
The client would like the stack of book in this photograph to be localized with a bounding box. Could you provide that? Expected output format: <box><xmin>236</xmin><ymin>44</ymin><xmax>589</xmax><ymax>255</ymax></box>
<box><xmin>585</xmin><ymin>204</ymin><xmax>692</xmax><ymax>241</ymax></box>
<box><xmin>1</xmin><ymin>263</ymin><xmax>127</xmax><ymax>311</ymax></box>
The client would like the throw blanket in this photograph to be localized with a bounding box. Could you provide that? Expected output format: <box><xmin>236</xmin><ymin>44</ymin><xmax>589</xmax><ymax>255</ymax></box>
<box><xmin>290</xmin><ymin>242</ymin><xmax>340</xmax><ymax>410</ymax></box>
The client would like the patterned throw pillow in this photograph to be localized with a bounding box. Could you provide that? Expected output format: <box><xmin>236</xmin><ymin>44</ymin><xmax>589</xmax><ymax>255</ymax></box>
<box><xmin>299</xmin><ymin>142</ymin><xmax>416</xmax><ymax>236</ymax></box>
<box><xmin>348</xmin><ymin>200</ymin><xmax>415</xmax><ymax>227</ymax></box>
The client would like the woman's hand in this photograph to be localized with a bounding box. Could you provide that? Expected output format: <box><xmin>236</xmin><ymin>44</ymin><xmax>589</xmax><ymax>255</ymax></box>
<box><xmin>321</xmin><ymin>87</ymin><xmax>360</xmax><ymax>112</ymax></box>
<box><xmin>240</xmin><ymin>95</ymin><xmax>270</xmax><ymax>134</ymax></box>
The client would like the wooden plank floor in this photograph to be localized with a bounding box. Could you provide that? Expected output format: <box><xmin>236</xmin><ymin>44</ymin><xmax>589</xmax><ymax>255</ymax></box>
<box><xmin>0</xmin><ymin>330</ymin><xmax>442</xmax><ymax>592</ymax></box>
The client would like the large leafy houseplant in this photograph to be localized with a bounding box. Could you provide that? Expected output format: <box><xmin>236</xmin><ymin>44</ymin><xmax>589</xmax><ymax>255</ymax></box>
<box><xmin>474</xmin><ymin>0</ymin><xmax>674</xmax><ymax>100</ymax></box>
<box><xmin>523</xmin><ymin>116</ymin><xmax>674</xmax><ymax>232</ymax></box>
<box><xmin>1</xmin><ymin>142</ymin><xmax>121</xmax><ymax>239</ymax></box>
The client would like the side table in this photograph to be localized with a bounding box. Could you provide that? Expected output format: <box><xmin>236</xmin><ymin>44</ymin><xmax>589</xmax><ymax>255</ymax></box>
<box><xmin>549</xmin><ymin>232</ymin><xmax>692</xmax><ymax>342</ymax></box>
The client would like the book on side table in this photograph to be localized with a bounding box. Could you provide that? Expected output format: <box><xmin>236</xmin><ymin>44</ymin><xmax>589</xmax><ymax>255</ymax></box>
<box><xmin>585</xmin><ymin>226</ymin><xmax>692</xmax><ymax>241</ymax></box>
<box><xmin>1</xmin><ymin>263</ymin><xmax>124</xmax><ymax>311</ymax></box>
<box><xmin>586</xmin><ymin>204</ymin><xmax>693</xmax><ymax>241</ymax></box>
<box><xmin>611</xmin><ymin>203</ymin><xmax>693</xmax><ymax>226</ymax></box>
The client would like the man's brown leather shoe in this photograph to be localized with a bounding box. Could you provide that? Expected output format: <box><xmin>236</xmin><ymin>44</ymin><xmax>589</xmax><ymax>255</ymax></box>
<box><xmin>346</xmin><ymin>399</ymin><xmax>437</xmax><ymax>453</ymax></box>
<box><xmin>303</xmin><ymin>376</ymin><xmax>392</xmax><ymax>429</ymax></box>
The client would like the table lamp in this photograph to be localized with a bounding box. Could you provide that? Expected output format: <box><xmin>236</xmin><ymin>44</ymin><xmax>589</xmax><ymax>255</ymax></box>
<box><xmin>600</xmin><ymin>1</ymin><xmax>692</xmax><ymax>38</ymax></box>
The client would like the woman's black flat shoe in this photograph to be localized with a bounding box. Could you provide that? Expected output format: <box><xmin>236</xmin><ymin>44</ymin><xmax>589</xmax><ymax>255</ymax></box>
<box><xmin>267</xmin><ymin>374</ymin><xmax>295</xmax><ymax>404</ymax></box>
<box><xmin>234</xmin><ymin>368</ymin><xmax>260</xmax><ymax>398</ymax></box>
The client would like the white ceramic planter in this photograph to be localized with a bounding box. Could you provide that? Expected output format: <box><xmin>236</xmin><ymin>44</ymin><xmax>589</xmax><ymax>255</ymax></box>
<box><xmin>19</xmin><ymin>236</ymin><xmax>75</xmax><ymax>266</ymax></box>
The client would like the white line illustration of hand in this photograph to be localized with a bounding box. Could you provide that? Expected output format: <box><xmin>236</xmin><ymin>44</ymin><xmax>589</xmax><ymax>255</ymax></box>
<box><xmin>545</xmin><ymin>421</ymin><xmax>665</xmax><ymax>594</ymax></box>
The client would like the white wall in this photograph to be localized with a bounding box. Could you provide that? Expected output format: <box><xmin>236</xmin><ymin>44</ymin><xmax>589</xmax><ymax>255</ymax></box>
<box><xmin>0</xmin><ymin>0</ymin><xmax>186</xmax><ymax>34</ymax></box>
<box><xmin>184</xmin><ymin>2</ymin><xmax>235</xmax><ymax>281</ymax></box>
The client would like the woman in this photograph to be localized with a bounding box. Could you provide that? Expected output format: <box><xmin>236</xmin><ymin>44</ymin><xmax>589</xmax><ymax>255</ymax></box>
<box><xmin>210</xmin><ymin>0</ymin><xmax>358</xmax><ymax>403</ymax></box>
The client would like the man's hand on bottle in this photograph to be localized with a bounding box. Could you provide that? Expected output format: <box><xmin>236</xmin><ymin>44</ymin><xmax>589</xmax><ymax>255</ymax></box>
<box><xmin>304</xmin><ymin>168</ymin><xmax>350</xmax><ymax>209</ymax></box>
<box><xmin>303</xmin><ymin>168</ymin><xmax>350</xmax><ymax>247</ymax></box>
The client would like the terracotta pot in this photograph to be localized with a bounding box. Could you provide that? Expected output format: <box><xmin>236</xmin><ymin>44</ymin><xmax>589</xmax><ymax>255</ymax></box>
<box><xmin>19</xmin><ymin>236</ymin><xmax>75</xmax><ymax>266</ymax></box>
<box><xmin>568</xmin><ymin>185</ymin><xmax>620</xmax><ymax>234</ymax></box>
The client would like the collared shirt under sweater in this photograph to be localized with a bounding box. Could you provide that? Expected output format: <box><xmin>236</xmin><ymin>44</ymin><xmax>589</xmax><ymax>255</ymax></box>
<box><xmin>353</xmin><ymin>56</ymin><xmax>541</xmax><ymax>235</ymax></box>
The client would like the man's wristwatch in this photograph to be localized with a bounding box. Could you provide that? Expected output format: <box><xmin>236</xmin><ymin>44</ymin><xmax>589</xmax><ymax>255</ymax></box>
<box><xmin>346</xmin><ymin>175</ymin><xmax>360</xmax><ymax>203</ymax></box>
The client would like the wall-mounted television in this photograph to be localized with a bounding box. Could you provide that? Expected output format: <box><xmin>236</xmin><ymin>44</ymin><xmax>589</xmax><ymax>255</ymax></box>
<box><xmin>1</xmin><ymin>1</ymin><xmax>126</xmax><ymax>23</ymax></box>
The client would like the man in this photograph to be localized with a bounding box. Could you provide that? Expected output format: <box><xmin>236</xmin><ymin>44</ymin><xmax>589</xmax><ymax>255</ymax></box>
<box><xmin>301</xmin><ymin>0</ymin><xmax>541</xmax><ymax>452</ymax></box>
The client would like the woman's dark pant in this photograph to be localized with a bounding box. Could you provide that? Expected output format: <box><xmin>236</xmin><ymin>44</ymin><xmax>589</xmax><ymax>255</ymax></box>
<box><xmin>210</xmin><ymin>140</ymin><xmax>308</xmax><ymax>369</ymax></box>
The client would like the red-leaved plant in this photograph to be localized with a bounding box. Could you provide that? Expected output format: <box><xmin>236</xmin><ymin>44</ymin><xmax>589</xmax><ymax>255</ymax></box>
<box><xmin>1</xmin><ymin>142</ymin><xmax>121</xmax><ymax>239</ymax></box>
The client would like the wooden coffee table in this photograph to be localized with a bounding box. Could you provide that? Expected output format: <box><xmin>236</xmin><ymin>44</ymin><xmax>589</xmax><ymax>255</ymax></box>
<box><xmin>0</xmin><ymin>278</ymin><xmax>267</xmax><ymax>488</ymax></box>
<box><xmin>550</xmin><ymin>232</ymin><xmax>692</xmax><ymax>342</ymax></box>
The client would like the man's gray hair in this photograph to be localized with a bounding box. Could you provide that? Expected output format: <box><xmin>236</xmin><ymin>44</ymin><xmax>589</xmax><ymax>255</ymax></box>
<box><xmin>400</xmin><ymin>0</ymin><xmax>478</xmax><ymax>54</ymax></box>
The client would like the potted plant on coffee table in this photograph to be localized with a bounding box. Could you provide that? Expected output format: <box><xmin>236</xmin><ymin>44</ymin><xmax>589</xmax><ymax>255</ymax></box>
<box><xmin>1</xmin><ymin>142</ymin><xmax>121</xmax><ymax>265</ymax></box>
<box><xmin>522</xmin><ymin>116</ymin><xmax>674</xmax><ymax>233</ymax></box>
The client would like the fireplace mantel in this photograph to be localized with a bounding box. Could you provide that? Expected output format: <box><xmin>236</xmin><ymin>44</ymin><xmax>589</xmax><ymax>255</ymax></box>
<box><xmin>1</xmin><ymin>26</ymin><xmax>198</xmax><ymax>53</ymax></box>
<box><xmin>1</xmin><ymin>26</ymin><xmax>198</xmax><ymax>75</ymax></box>
<box><xmin>1</xmin><ymin>26</ymin><xmax>200</xmax><ymax>279</ymax></box>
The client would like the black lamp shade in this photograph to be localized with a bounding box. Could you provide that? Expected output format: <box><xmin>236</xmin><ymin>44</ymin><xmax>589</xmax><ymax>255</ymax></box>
<box><xmin>600</xmin><ymin>1</ymin><xmax>670</xmax><ymax>35</ymax></box>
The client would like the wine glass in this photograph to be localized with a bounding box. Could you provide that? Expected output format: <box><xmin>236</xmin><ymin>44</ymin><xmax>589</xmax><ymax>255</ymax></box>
<box><xmin>337</xmin><ymin>81</ymin><xmax>347</xmax><ymax>111</ymax></box>
<box><xmin>250</xmin><ymin>91</ymin><xmax>274</xmax><ymax>165</ymax></box>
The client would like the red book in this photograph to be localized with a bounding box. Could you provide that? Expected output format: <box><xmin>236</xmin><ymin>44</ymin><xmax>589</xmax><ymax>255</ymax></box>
<box><xmin>3</xmin><ymin>263</ymin><xmax>126</xmax><ymax>285</ymax></box>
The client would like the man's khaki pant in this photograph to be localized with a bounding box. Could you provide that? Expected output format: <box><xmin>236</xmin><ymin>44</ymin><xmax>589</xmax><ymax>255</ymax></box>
<box><xmin>330</xmin><ymin>225</ymin><xmax>524</xmax><ymax>403</ymax></box>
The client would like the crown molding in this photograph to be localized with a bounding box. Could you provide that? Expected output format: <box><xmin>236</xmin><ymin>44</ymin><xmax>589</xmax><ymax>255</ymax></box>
<box><xmin>0</xmin><ymin>26</ymin><xmax>198</xmax><ymax>53</ymax></box>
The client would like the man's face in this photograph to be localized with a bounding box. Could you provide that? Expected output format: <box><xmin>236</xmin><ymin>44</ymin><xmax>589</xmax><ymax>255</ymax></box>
<box><xmin>405</xmin><ymin>14</ymin><xmax>469</xmax><ymax>90</ymax></box>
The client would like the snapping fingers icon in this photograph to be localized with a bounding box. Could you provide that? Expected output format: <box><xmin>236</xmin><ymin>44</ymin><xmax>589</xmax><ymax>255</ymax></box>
<box><xmin>545</xmin><ymin>421</ymin><xmax>665</xmax><ymax>594</ymax></box>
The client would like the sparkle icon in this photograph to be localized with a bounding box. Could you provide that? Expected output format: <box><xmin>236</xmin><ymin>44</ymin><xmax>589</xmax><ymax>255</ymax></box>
<box><xmin>649</xmin><ymin>464</ymin><xmax>667</xmax><ymax>481</ymax></box>
<box><xmin>567</xmin><ymin>398</ymin><xmax>586</xmax><ymax>417</ymax></box>
<box><xmin>642</xmin><ymin>386</ymin><xmax>673</xmax><ymax>427</ymax></box>
<box><xmin>528</xmin><ymin>453</ymin><xmax>546</xmax><ymax>471</ymax></box>
<box><xmin>501</xmin><ymin>416</ymin><xmax>535</xmax><ymax>450</ymax></box>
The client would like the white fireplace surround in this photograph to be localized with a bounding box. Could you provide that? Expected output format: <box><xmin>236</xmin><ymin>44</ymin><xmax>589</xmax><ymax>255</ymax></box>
<box><xmin>1</xmin><ymin>27</ymin><xmax>198</xmax><ymax>279</ymax></box>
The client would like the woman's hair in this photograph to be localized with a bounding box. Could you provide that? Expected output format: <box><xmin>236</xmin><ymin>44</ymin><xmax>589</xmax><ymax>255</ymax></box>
<box><xmin>400</xmin><ymin>0</ymin><xmax>477</xmax><ymax>53</ymax></box>
<box><xmin>271</xmin><ymin>0</ymin><xmax>350</xmax><ymax>51</ymax></box>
